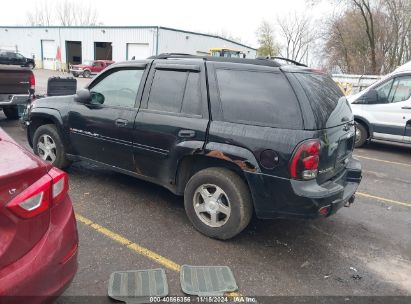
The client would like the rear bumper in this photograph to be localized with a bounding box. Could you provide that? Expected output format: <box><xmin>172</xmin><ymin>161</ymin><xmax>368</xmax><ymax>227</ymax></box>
<box><xmin>0</xmin><ymin>94</ymin><xmax>31</xmax><ymax>106</ymax></box>
<box><xmin>246</xmin><ymin>157</ymin><xmax>362</xmax><ymax>219</ymax></box>
<box><xmin>0</xmin><ymin>195</ymin><xmax>78</xmax><ymax>303</ymax></box>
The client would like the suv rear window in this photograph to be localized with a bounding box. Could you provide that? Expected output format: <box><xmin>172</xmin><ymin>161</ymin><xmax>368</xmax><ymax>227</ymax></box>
<box><xmin>215</xmin><ymin>69</ymin><xmax>303</xmax><ymax>129</ymax></box>
<box><xmin>294</xmin><ymin>73</ymin><xmax>347</xmax><ymax>128</ymax></box>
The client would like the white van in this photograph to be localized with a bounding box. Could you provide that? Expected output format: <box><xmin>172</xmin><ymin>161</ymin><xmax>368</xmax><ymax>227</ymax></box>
<box><xmin>348</xmin><ymin>61</ymin><xmax>411</xmax><ymax>147</ymax></box>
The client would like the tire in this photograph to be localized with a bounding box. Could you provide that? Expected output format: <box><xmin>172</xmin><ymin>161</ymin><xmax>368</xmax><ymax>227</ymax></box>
<box><xmin>27</xmin><ymin>63</ymin><xmax>34</xmax><ymax>69</ymax></box>
<box><xmin>3</xmin><ymin>106</ymin><xmax>20</xmax><ymax>120</ymax></box>
<box><xmin>354</xmin><ymin>122</ymin><xmax>368</xmax><ymax>148</ymax></box>
<box><xmin>184</xmin><ymin>167</ymin><xmax>253</xmax><ymax>240</ymax></box>
<box><xmin>33</xmin><ymin>124</ymin><xmax>72</xmax><ymax>169</ymax></box>
<box><xmin>83</xmin><ymin>70</ymin><xmax>91</xmax><ymax>78</ymax></box>
<box><xmin>72</xmin><ymin>72</ymin><xmax>79</xmax><ymax>77</ymax></box>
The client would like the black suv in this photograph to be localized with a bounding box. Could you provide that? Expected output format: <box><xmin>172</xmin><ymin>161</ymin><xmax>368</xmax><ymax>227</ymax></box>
<box><xmin>26</xmin><ymin>54</ymin><xmax>362</xmax><ymax>239</ymax></box>
<box><xmin>0</xmin><ymin>51</ymin><xmax>35</xmax><ymax>69</ymax></box>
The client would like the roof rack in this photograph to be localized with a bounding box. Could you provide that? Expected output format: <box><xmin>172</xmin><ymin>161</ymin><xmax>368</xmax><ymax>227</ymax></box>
<box><xmin>148</xmin><ymin>53</ymin><xmax>195</xmax><ymax>59</ymax></box>
<box><xmin>257</xmin><ymin>56</ymin><xmax>308</xmax><ymax>67</ymax></box>
<box><xmin>150</xmin><ymin>53</ymin><xmax>282</xmax><ymax>68</ymax></box>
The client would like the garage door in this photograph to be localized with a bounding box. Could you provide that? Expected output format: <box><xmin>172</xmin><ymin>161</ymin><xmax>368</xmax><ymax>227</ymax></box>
<box><xmin>42</xmin><ymin>40</ymin><xmax>56</xmax><ymax>70</ymax></box>
<box><xmin>127</xmin><ymin>43</ymin><xmax>150</xmax><ymax>60</ymax></box>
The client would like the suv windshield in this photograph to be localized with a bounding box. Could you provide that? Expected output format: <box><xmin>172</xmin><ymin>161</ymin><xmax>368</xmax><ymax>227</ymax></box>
<box><xmin>294</xmin><ymin>72</ymin><xmax>352</xmax><ymax>129</ymax></box>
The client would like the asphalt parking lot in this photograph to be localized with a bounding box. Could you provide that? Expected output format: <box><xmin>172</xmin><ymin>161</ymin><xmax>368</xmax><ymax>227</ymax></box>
<box><xmin>1</xmin><ymin>69</ymin><xmax>411</xmax><ymax>302</ymax></box>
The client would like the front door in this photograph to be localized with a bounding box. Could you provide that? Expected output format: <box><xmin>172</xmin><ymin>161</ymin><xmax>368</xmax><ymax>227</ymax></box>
<box><xmin>133</xmin><ymin>60</ymin><xmax>209</xmax><ymax>186</ymax></box>
<box><xmin>359</xmin><ymin>75</ymin><xmax>411</xmax><ymax>142</ymax></box>
<box><xmin>68</xmin><ymin>66</ymin><xmax>147</xmax><ymax>170</ymax></box>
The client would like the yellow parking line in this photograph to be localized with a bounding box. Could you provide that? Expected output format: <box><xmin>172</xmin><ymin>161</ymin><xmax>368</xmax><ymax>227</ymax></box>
<box><xmin>76</xmin><ymin>213</ymin><xmax>244</xmax><ymax>297</ymax></box>
<box><xmin>75</xmin><ymin>213</ymin><xmax>181</xmax><ymax>272</ymax></box>
<box><xmin>357</xmin><ymin>192</ymin><xmax>411</xmax><ymax>208</ymax></box>
<box><xmin>354</xmin><ymin>155</ymin><xmax>411</xmax><ymax>168</ymax></box>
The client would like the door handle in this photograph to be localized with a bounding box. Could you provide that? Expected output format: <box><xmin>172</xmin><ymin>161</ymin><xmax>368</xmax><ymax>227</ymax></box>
<box><xmin>178</xmin><ymin>129</ymin><xmax>196</xmax><ymax>138</ymax></box>
<box><xmin>115</xmin><ymin>119</ymin><xmax>128</xmax><ymax>127</ymax></box>
<box><xmin>402</xmin><ymin>106</ymin><xmax>411</xmax><ymax>110</ymax></box>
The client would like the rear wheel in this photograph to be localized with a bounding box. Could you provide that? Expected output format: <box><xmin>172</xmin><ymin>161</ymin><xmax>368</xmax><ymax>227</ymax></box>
<box><xmin>3</xmin><ymin>106</ymin><xmax>20</xmax><ymax>120</ymax></box>
<box><xmin>355</xmin><ymin>123</ymin><xmax>368</xmax><ymax>148</ymax></box>
<box><xmin>184</xmin><ymin>167</ymin><xmax>253</xmax><ymax>240</ymax></box>
<box><xmin>33</xmin><ymin>124</ymin><xmax>72</xmax><ymax>169</ymax></box>
<box><xmin>83</xmin><ymin>70</ymin><xmax>91</xmax><ymax>78</ymax></box>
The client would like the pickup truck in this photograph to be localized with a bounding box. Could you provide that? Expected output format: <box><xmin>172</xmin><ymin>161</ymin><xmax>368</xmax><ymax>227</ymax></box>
<box><xmin>0</xmin><ymin>65</ymin><xmax>35</xmax><ymax>119</ymax></box>
<box><xmin>70</xmin><ymin>60</ymin><xmax>114</xmax><ymax>78</ymax></box>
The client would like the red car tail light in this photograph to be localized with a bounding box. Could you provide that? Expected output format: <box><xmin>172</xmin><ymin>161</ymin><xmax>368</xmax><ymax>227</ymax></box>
<box><xmin>290</xmin><ymin>139</ymin><xmax>321</xmax><ymax>180</ymax></box>
<box><xmin>48</xmin><ymin>167</ymin><xmax>69</xmax><ymax>205</ymax></box>
<box><xmin>7</xmin><ymin>175</ymin><xmax>52</xmax><ymax>218</ymax></box>
<box><xmin>7</xmin><ymin>168</ymin><xmax>69</xmax><ymax>218</ymax></box>
<box><xmin>29</xmin><ymin>72</ymin><xmax>35</xmax><ymax>91</ymax></box>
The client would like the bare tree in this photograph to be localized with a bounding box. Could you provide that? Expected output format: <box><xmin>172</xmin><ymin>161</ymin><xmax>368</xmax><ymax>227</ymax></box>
<box><xmin>256</xmin><ymin>21</ymin><xmax>279</xmax><ymax>57</ymax></box>
<box><xmin>56</xmin><ymin>0</ymin><xmax>98</xmax><ymax>26</ymax></box>
<box><xmin>26</xmin><ymin>0</ymin><xmax>100</xmax><ymax>26</ymax></box>
<box><xmin>26</xmin><ymin>0</ymin><xmax>53</xmax><ymax>26</ymax></box>
<box><xmin>322</xmin><ymin>0</ymin><xmax>411</xmax><ymax>74</ymax></box>
<box><xmin>350</xmin><ymin>0</ymin><xmax>378</xmax><ymax>73</ymax></box>
<box><xmin>276</xmin><ymin>12</ymin><xmax>317</xmax><ymax>64</ymax></box>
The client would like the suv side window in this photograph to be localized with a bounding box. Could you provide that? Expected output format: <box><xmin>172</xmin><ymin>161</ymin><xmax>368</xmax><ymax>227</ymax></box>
<box><xmin>89</xmin><ymin>69</ymin><xmax>144</xmax><ymax>108</ymax></box>
<box><xmin>215</xmin><ymin>69</ymin><xmax>302</xmax><ymax>129</ymax></box>
<box><xmin>147</xmin><ymin>69</ymin><xmax>202</xmax><ymax>115</ymax></box>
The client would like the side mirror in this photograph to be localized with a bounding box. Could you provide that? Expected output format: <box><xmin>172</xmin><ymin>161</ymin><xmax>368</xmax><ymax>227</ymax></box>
<box><xmin>74</xmin><ymin>89</ymin><xmax>91</xmax><ymax>103</ymax></box>
<box><xmin>363</xmin><ymin>89</ymin><xmax>381</xmax><ymax>104</ymax></box>
<box><xmin>90</xmin><ymin>92</ymin><xmax>105</xmax><ymax>104</ymax></box>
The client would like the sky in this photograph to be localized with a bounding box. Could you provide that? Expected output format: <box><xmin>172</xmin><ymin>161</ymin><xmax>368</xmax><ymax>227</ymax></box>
<box><xmin>0</xmin><ymin>0</ymin><xmax>337</xmax><ymax>48</ymax></box>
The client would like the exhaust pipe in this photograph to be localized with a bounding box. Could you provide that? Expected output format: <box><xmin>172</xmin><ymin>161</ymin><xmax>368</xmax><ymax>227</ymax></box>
<box><xmin>344</xmin><ymin>195</ymin><xmax>355</xmax><ymax>207</ymax></box>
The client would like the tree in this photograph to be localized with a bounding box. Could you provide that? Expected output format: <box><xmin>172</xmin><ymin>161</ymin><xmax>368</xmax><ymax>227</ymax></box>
<box><xmin>256</xmin><ymin>21</ymin><xmax>279</xmax><ymax>57</ymax></box>
<box><xmin>276</xmin><ymin>12</ymin><xmax>317</xmax><ymax>64</ymax></box>
<box><xmin>26</xmin><ymin>0</ymin><xmax>100</xmax><ymax>26</ymax></box>
<box><xmin>56</xmin><ymin>0</ymin><xmax>98</xmax><ymax>26</ymax></box>
<box><xmin>26</xmin><ymin>1</ymin><xmax>53</xmax><ymax>26</ymax></box>
<box><xmin>322</xmin><ymin>0</ymin><xmax>411</xmax><ymax>74</ymax></box>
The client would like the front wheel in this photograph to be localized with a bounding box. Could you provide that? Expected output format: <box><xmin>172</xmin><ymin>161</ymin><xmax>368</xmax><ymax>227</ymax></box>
<box><xmin>184</xmin><ymin>168</ymin><xmax>253</xmax><ymax>240</ymax></box>
<box><xmin>27</xmin><ymin>63</ymin><xmax>34</xmax><ymax>69</ymax></box>
<box><xmin>33</xmin><ymin>124</ymin><xmax>72</xmax><ymax>169</ymax></box>
<box><xmin>354</xmin><ymin>123</ymin><xmax>368</xmax><ymax>148</ymax></box>
<box><xmin>72</xmin><ymin>72</ymin><xmax>79</xmax><ymax>77</ymax></box>
<box><xmin>3</xmin><ymin>106</ymin><xmax>20</xmax><ymax>120</ymax></box>
<box><xmin>83</xmin><ymin>70</ymin><xmax>91</xmax><ymax>78</ymax></box>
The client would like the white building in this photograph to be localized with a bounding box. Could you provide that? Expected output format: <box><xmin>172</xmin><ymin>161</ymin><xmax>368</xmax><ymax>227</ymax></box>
<box><xmin>0</xmin><ymin>26</ymin><xmax>257</xmax><ymax>70</ymax></box>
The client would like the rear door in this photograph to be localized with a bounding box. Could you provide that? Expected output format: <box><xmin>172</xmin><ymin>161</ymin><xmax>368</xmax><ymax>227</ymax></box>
<box><xmin>91</xmin><ymin>61</ymin><xmax>104</xmax><ymax>73</ymax></box>
<box><xmin>291</xmin><ymin>72</ymin><xmax>355</xmax><ymax>184</ymax></box>
<box><xmin>132</xmin><ymin>59</ymin><xmax>209</xmax><ymax>186</ymax></box>
<box><xmin>68</xmin><ymin>65</ymin><xmax>147</xmax><ymax>170</ymax></box>
<box><xmin>0</xmin><ymin>67</ymin><xmax>31</xmax><ymax>94</ymax></box>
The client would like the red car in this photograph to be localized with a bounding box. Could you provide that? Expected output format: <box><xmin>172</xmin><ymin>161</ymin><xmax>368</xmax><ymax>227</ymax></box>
<box><xmin>0</xmin><ymin>128</ymin><xmax>78</xmax><ymax>303</ymax></box>
<box><xmin>70</xmin><ymin>60</ymin><xmax>114</xmax><ymax>78</ymax></box>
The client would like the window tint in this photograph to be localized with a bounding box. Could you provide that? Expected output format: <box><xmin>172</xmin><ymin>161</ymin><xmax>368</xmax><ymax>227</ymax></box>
<box><xmin>389</xmin><ymin>76</ymin><xmax>411</xmax><ymax>103</ymax></box>
<box><xmin>215</xmin><ymin>69</ymin><xmax>302</xmax><ymax>129</ymax></box>
<box><xmin>294</xmin><ymin>72</ymin><xmax>346</xmax><ymax>128</ymax></box>
<box><xmin>376</xmin><ymin>79</ymin><xmax>394</xmax><ymax>103</ymax></box>
<box><xmin>148</xmin><ymin>69</ymin><xmax>202</xmax><ymax>115</ymax></box>
<box><xmin>181</xmin><ymin>73</ymin><xmax>202</xmax><ymax>115</ymax></box>
<box><xmin>90</xmin><ymin>69</ymin><xmax>144</xmax><ymax>108</ymax></box>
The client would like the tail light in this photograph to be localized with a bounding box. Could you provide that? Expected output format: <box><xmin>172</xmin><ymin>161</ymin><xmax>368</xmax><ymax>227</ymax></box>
<box><xmin>290</xmin><ymin>139</ymin><xmax>321</xmax><ymax>180</ymax></box>
<box><xmin>6</xmin><ymin>168</ymin><xmax>68</xmax><ymax>219</ymax></box>
<box><xmin>29</xmin><ymin>72</ymin><xmax>35</xmax><ymax>91</ymax></box>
